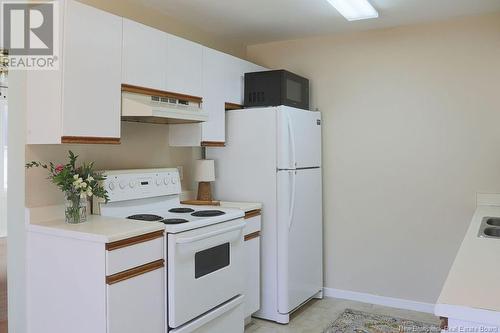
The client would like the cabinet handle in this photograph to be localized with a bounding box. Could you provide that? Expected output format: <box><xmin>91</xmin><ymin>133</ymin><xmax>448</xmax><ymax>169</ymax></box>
<box><xmin>106</xmin><ymin>259</ymin><xmax>164</xmax><ymax>285</ymax></box>
<box><xmin>244</xmin><ymin>231</ymin><xmax>261</xmax><ymax>242</ymax></box>
<box><xmin>244</xmin><ymin>209</ymin><xmax>261</xmax><ymax>219</ymax></box>
<box><xmin>106</xmin><ymin>230</ymin><xmax>164</xmax><ymax>251</ymax></box>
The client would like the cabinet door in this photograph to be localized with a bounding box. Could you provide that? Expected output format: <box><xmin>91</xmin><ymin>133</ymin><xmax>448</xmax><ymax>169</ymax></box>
<box><xmin>223</xmin><ymin>55</ymin><xmax>243</xmax><ymax>105</ymax></box>
<box><xmin>61</xmin><ymin>0</ymin><xmax>122</xmax><ymax>139</ymax></box>
<box><xmin>201</xmin><ymin>47</ymin><xmax>226</xmax><ymax>143</ymax></box>
<box><xmin>107</xmin><ymin>267</ymin><xmax>165</xmax><ymax>333</ymax></box>
<box><xmin>165</xmin><ymin>34</ymin><xmax>203</xmax><ymax>97</ymax></box>
<box><xmin>243</xmin><ymin>215</ymin><xmax>261</xmax><ymax>318</ymax></box>
<box><xmin>122</xmin><ymin>18</ymin><xmax>167</xmax><ymax>90</ymax></box>
<box><xmin>244</xmin><ymin>237</ymin><xmax>260</xmax><ymax>318</ymax></box>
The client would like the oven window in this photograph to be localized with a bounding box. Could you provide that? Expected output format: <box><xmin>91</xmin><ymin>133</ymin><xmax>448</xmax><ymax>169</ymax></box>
<box><xmin>286</xmin><ymin>79</ymin><xmax>302</xmax><ymax>103</ymax></box>
<box><xmin>195</xmin><ymin>243</ymin><xmax>230</xmax><ymax>279</ymax></box>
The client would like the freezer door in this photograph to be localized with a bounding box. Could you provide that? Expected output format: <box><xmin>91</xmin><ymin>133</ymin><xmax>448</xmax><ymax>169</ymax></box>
<box><xmin>276</xmin><ymin>168</ymin><xmax>323</xmax><ymax>314</ymax></box>
<box><xmin>277</xmin><ymin>107</ymin><xmax>322</xmax><ymax>169</ymax></box>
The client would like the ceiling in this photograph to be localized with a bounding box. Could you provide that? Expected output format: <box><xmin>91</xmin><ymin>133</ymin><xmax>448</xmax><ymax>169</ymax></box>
<box><xmin>138</xmin><ymin>0</ymin><xmax>500</xmax><ymax>45</ymax></box>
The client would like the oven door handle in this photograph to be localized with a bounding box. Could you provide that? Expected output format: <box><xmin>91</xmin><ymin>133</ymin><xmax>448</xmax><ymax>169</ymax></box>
<box><xmin>175</xmin><ymin>222</ymin><xmax>246</xmax><ymax>245</ymax></box>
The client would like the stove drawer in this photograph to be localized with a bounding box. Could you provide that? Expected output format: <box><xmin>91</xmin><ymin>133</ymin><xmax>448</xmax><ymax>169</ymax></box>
<box><xmin>169</xmin><ymin>295</ymin><xmax>244</xmax><ymax>333</ymax></box>
<box><xmin>106</xmin><ymin>231</ymin><xmax>165</xmax><ymax>275</ymax></box>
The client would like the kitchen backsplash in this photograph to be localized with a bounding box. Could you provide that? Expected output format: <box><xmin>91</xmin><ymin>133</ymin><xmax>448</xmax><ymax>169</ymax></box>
<box><xmin>25</xmin><ymin>121</ymin><xmax>201</xmax><ymax>207</ymax></box>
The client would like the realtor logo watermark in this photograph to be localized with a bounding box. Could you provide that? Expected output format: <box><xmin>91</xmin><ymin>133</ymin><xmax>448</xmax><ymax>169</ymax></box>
<box><xmin>2</xmin><ymin>1</ymin><xmax>59</xmax><ymax>70</ymax></box>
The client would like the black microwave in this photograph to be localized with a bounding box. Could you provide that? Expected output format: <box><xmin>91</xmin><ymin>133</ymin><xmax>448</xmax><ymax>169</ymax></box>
<box><xmin>244</xmin><ymin>70</ymin><xmax>309</xmax><ymax>110</ymax></box>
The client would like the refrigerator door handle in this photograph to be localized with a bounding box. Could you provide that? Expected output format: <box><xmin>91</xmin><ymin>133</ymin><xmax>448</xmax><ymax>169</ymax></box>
<box><xmin>287</xmin><ymin>113</ymin><xmax>297</xmax><ymax>168</ymax></box>
<box><xmin>288</xmin><ymin>171</ymin><xmax>296</xmax><ymax>229</ymax></box>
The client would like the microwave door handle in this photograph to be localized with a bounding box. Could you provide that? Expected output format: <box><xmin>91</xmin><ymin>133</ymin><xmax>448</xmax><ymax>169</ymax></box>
<box><xmin>287</xmin><ymin>113</ymin><xmax>297</xmax><ymax>168</ymax></box>
<box><xmin>175</xmin><ymin>222</ymin><xmax>246</xmax><ymax>245</ymax></box>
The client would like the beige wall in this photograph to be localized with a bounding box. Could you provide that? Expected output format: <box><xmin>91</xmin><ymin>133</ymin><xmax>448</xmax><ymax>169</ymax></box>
<box><xmin>247</xmin><ymin>13</ymin><xmax>500</xmax><ymax>303</ymax></box>
<box><xmin>26</xmin><ymin>122</ymin><xmax>200</xmax><ymax>207</ymax></box>
<box><xmin>78</xmin><ymin>0</ymin><xmax>246</xmax><ymax>58</ymax></box>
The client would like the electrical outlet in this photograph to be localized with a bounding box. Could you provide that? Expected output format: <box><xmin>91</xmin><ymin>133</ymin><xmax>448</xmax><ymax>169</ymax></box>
<box><xmin>177</xmin><ymin>166</ymin><xmax>184</xmax><ymax>181</ymax></box>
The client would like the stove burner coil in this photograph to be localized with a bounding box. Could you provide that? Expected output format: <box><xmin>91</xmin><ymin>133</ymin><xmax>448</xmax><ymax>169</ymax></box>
<box><xmin>168</xmin><ymin>208</ymin><xmax>195</xmax><ymax>213</ymax></box>
<box><xmin>191</xmin><ymin>210</ymin><xmax>226</xmax><ymax>217</ymax></box>
<box><xmin>127</xmin><ymin>214</ymin><xmax>164</xmax><ymax>221</ymax></box>
<box><xmin>161</xmin><ymin>218</ymin><xmax>189</xmax><ymax>224</ymax></box>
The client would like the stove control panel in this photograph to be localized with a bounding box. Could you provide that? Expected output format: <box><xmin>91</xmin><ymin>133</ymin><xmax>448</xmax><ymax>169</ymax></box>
<box><xmin>101</xmin><ymin>168</ymin><xmax>182</xmax><ymax>202</ymax></box>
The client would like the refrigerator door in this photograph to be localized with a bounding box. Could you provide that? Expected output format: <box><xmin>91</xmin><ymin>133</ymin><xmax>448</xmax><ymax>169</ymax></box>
<box><xmin>277</xmin><ymin>106</ymin><xmax>322</xmax><ymax>170</ymax></box>
<box><xmin>276</xmin><ymin>167</ymin><xmax>323</xmax><ymax>314</ymax></box>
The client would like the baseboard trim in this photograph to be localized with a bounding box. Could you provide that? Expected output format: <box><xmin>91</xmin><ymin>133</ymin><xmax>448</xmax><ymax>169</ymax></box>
<box><xmin>323</xmin><ymin>288</ymin><xmax>435</xmax><ymax>314</ymax></box>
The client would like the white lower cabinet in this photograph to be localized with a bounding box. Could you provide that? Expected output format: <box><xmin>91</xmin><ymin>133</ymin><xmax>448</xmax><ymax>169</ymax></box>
<box><xmin>27</xmin><ymin>228</ymin><xmax>166</xmax><ymax>333</ymax></box>
<box><xmin>107</xmin><ymin>268</ymin><xmax>165</xmax><ymax>333</ymax></box>
<box><xmin>243</xmin><ymin>212</ymin><xmax>262</xmax><ymax>319</ymax></box>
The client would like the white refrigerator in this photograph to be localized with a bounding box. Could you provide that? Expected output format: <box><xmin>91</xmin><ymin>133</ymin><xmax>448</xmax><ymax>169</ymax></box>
<box><xmin>207</xmin><ymin>105</ymin><xmax>323</xmax><ymax>324</ymax></box>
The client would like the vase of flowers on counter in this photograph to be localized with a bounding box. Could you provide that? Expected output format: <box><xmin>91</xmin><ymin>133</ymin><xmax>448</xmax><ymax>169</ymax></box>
<box><xmin>26</xmin><ymin>151</ymin><xmax>108</xmax><ymax>224</ymax></box>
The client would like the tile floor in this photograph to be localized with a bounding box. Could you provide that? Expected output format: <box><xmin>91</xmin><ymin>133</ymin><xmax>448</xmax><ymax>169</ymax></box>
<box><xmin>245</xmin><ymin>297</ymin><xmax>439</xmax><ymax>333</ymax></box>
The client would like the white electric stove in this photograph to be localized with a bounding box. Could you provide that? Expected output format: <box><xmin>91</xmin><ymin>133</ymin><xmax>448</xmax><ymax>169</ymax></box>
<box><xmin>95</xmin><ymin>168</ymin><xmax>246</xmax><ymax>333</ymax></box>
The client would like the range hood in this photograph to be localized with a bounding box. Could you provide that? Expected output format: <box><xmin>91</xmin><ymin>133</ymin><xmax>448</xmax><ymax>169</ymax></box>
<box><xmin>121</xmin><ymin>84</ymin><xmax>208</xmax><ymax>124</ymax></box>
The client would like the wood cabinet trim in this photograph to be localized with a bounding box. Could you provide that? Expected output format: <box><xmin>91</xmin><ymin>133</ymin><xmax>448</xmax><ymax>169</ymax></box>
<box><xmin>244</xmin><ymin>231</ymin><xmax>261</xmax><ymax>242</ymax></box>
<box><xmin>201</xmin><ymin>141</ymin><xmax>225</xmax><ymax>147</ymax></box>
<box><xmin>244</xmin><ymin>209</ymin><xmax>261</xmax><ymax>219</ymax></box>
<box><xmin>225</xmin><ymin>102</ymin><xmax>243</xmax><ymax>111</ymax></box>
<box><xmin>106</xmin><ymin>259</ymin><xmax>164</xmax><ymax>285</ymax></box>
<box><xmin>121</xmin><ymin>84</ymin><xmax>202</xmax><ymax>104</ymax></box>
<box><xmin>106</xmin><ymin>230</ymin><xmax>164</xmax><ymax>251</ymax></box>
<box><xmin>61</xmin><ymin>136</ymin><xmax>121</xmax><ymax>144</ymax></box>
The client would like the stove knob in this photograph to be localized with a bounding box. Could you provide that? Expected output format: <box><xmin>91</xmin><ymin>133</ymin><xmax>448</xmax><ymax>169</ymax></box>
<box><xmin>171</xmin><ymin>177</ymin><xmax>178</xmax><ymax>185</ymax></box>
<box><xmin>119</xmin><ymin>180</ymin><xmax>127</xmax><ymax>189</ymax></box>
<box><xmin>155</xmin><ymin>178</ymin><xmax>162</xmax><ymax>186</ymax></box>
<box><xmin>129</xmin><ymin>181</ymin><xmax>136</xmax><ymax>188</ymax></box>
<box><xmin>108</xmin><ymin>182</ymin><xmax>116</xmax><ymax>191</ymax></box>
<box><xmin>163</xmin><ymin>177</ymin><xmax>170</xmax><ymax>185</ymax></box>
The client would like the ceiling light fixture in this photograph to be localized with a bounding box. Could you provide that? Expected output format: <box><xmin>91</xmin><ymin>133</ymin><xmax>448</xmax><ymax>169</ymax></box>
<box><xmin>327</xmin><ymin>0</ymin><xmax>379</xmax><ymax>21</ymax></box>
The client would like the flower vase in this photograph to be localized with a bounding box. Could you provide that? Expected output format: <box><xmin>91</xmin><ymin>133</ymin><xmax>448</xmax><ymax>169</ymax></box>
<box><xmin>65</xmin><ymin>196</ymin><xmax>88</xmax><ymax>224</ymax></box>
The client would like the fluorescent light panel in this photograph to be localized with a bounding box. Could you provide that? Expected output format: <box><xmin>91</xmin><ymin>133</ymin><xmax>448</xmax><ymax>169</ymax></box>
<box><xmin>327</xmin><ymin>0</ymin><xmax>379</xmax><ymax>21</ymax></box>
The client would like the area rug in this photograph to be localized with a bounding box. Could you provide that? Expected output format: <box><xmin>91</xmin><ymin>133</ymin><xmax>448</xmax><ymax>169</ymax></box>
<box><xmin>324</xmin><ymin>309</ymin><xmax>440</xmax><ymax>333</ymax></box>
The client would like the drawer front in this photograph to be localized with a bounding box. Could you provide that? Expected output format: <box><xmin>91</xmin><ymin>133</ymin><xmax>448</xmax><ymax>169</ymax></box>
<box><xmin>107</xmin><ymin>262</ymin><xmax>165</xmax><ymax>333</ymax></box>
<box><xmin>169</xmin><ymin>295</ymin><xmax>244</xmax><ymax>333</ymax></box>
<box><xmin>106</xmin><ymin>232</ymin><xmax>164</xmax><ymax>275</ymax></box>
<box><xmin>243</xmin><ymin>212</ymin><xmax>261</xmax><ymax>238</ymax></box>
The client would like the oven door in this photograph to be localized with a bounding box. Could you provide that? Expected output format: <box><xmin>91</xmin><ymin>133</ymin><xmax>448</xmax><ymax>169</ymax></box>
<box><xmin>167</xmin><ymin>218</ymin><xmax>245</xmax><ymax>328</ymax></box>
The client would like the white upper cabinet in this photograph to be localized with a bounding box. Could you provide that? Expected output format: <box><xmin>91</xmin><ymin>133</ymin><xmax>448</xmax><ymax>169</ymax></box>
<box><xmin>224</xmin><ymin>55</ymin><xmax>244</xmax><ymax>105</ymax></box>
<box><xmin>62</xmin><ymin>0</ymin><xmax>122</xmax><ymax>139</ymax></box>
<box><xmin>25</xmin><ymin>0</ymin><xmax>266</xmax><ymax>146</ymax></box>
<box><xmin>27</xmin><ymin>0</ymin><xmax>122</xmax><ymax>144</ymax></box>
<box><xmin>201</xmin><ymin>47</ymin><xmax>226</xmax><ymax>143</ymax></box>
<box><xmin>165</xmin><ymin>34</ymin><xmax>203</xmax><ymax>97</ymax></box>
<box><xmin>169</xmin><ymin>47</ymin><xmax>267</xmax><ymax>146</ymax></box>
<box><xmin>122</xmin><ymin>19</ymin><xmax>167</xmax><ymax>91</ymax></box>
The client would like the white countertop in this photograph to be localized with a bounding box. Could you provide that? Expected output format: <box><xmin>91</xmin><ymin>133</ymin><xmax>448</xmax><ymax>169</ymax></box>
<box><xmin>27</xmin><ymin>205</ymin><xmax>165</xmax><ymax>243</ymax></box>
<box><xmin>219</xmin><ymin>201</ymin><xmax>262</xmax><ymax>212</ymax></box>
<box><xmin>435</xmin><ymin>194</ymin><xmax>500</xmax><ymax>326</ymax></box>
